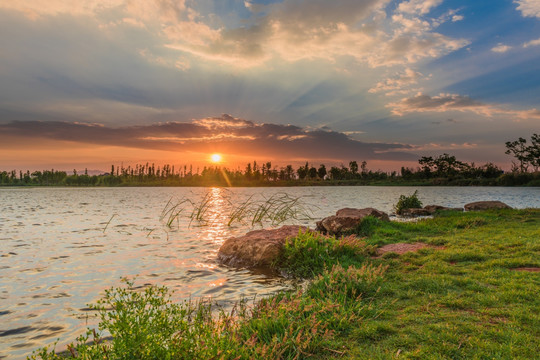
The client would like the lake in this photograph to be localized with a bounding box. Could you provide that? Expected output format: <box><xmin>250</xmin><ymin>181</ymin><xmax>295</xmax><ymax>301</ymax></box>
<box><xmin>1</xmin><ymin>186</ymin><xmax>539</xmax><ymax>359</ymax></box>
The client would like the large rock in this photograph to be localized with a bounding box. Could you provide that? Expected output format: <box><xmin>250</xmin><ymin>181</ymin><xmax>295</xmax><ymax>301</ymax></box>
<box><xmin>464</xmin><ymin>201</ymin><xmax>512</xmax><ymax>211</ymax></box>
<box><xmin>316</xmin><ymin>208</ymin><xmax>389</xmax><ymax>235</ymax></box>
<box><xmin>218</xmin><ymin>225</ymin><xmax>310</xmax><ymax>268</ymax></box>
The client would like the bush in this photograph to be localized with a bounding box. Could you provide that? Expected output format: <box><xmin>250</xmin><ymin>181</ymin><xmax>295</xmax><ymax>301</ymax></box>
<box><xmin>393</xmin><ymin>190</ymin><xmax>423</xmax><ymax>215</ymax></box>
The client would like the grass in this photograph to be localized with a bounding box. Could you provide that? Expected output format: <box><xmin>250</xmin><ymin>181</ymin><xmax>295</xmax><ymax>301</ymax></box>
<box><xmin>30</xmin><ymin>209</ymin><xmax>540</xmax><ymax>359</ymax></box>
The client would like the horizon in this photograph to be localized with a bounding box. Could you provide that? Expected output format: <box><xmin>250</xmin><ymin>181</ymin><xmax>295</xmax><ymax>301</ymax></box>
<box><xmin>1</xmin><ymin>1</ymin><xmax>539</xmax><ymax>170</ymax></box>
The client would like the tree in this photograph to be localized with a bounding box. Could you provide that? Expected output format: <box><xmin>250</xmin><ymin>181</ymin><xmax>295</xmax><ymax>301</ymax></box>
<box><xmin>297</xmin><ymin>162</ymin><xmax>309</xmax><ymax>180</ymax></box>
<box><xmin>308</xmin><ymin>166</ymin><xmax>317</xmax><ymax>179</ymax></box>
<box><xmin>317</xmin><ymin>164</ymin><xmax>327</xmax><ymax>179</ymax></box>
<box><xmin>505</xmin><ymin>137</ymin><xmax>530</xmax><ymax>172</ymax></box>
<box><xmin>529</xmin><ymin>133</ymin><xmax>540</xmax><ymax>171</ymax></box>
<box><xmin>349</xmin><ymin>161</ymin><xmax>358</xmax><ymax>176</ymax></box>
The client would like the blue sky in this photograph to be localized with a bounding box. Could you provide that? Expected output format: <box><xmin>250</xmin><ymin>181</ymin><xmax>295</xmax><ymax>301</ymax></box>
<box><xmin>0</xmin><ymin>0</ymin><xmax>539</xmax><ymax>170</ymax></box>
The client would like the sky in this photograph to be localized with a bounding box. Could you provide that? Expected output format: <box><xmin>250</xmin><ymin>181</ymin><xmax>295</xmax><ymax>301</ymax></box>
<box><xmin>0</xmin><ymin>0</ymin><xmax>539</xmax><ymax>172</ymax></box>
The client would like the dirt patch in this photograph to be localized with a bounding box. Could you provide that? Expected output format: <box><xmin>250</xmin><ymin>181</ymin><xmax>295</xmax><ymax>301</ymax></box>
<box><xmin>511</xmin><ymin>267</ymin><xmax>540</xmax><ymax>272</ymax></box>
<box><xmin>376</xmin><ymin>242</ymin><xmax>441</xmax><ymax>256</ymax></box>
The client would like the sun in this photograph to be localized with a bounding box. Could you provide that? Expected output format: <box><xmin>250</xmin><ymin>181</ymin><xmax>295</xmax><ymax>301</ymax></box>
<box><xmin>210</xmin><ymin>153</ymin><xmax>222</xmax><ymax>163</ymax></box>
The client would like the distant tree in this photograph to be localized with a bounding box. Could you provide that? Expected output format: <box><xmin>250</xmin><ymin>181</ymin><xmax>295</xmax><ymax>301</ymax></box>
<box><xmin>529</xmin><ymin>133</ymin><xmax>540</xmax><ymax>171</ymax></box>
<box><xmin>349</xmin><ymin>161</ymin><xmax>359</xmax><ymax>176</ymax></box>
<box><xmin>308</xmin><ymin>166</ymin><xmax>317</xmax><ymax>179</ymax></box>
<box><xmin>317</xmin><ymin>164</ymin><xmax>327</xmax><ymax>179</ymax></box>
<box><xmin>505</xmin><ymin>137</ymin><xmax>530</xmax><ymax>172</ymax></box>
<box><xmin>360</xmin><ymin>161</ymin><xmax>368</xmax><ymax>176</ymax></box>
<box><xmin>297</xmin><ymin>162</ymin><xmax>309</xmax><ymax>180</ymax></box>
<box><xmin>285</xmin><ymin>165</ymin><xmax>294</xmax><ymax>180</ymax></box>
<box><xmin>329</xmin><ymin>166</ymin><xmax>341</xmax><ymax>180</ymax></box>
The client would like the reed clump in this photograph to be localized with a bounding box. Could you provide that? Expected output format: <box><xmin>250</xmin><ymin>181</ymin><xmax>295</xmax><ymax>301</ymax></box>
<box><xmin>160</xmin><ymin>192</ymin><xmax>316</xmax><ymax>229</ymax></box>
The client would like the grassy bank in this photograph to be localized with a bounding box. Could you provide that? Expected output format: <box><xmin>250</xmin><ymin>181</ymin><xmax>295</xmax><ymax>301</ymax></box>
<box><xmin>31</xmin><ymin>209</ymin><xmax>540</xmax><ymax>359</ymax></box>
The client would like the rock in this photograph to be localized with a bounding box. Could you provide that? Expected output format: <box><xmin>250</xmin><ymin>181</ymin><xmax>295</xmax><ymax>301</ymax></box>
<box><xmin>315</xmin><ymin>207</ymin><xmax>389</xmax><ymax>235</ymax></box>
<box><xmin>464</xmin><ymin>201</ymin><xmax>512</xmax><ymax>211</ymax></box>
<box><xmin>400</xmin><ymin>205</ymin><xmax>464</xmax><ymax>217</ymax></box>
<box><xmin>217</xmin><ymin>225</ymin><xmax>310</xmax><ymax>268</ymax></box>
<box><xmin>423</xmin><ymin>205</ymin><xmax>463</xmax><ymax>213</ymax></box>
<box><xmin>400</xmin><ymin>208</ymin><xmax>431</xmax><ymax>217</ymax></box>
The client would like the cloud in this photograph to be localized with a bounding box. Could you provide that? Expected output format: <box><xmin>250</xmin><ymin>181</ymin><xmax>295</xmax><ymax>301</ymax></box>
<box><xmin>452</xmin><ymin>15</ymin><xmax>464</xmax><ymax>22</ymax></box>
<box><xmin>514</xmin><ymin>0</ymin><xmax>540</xmax><ymax>18</ymax></box>
<box><xmin>369</xmin><ymin>68</ymin><xmax>424</xmax><ymax>95</ymax></box>
<box><xmin>388</xmin><ymin>93</ymin><xmax>540</xmax><ymax>120</ymax></box>
<box><xmin>1</xmin><ymin>0</ymin><xmax>468</xmax><ymax>69</ymax></box>
<box><xmin>491</xmin><ymin>43</ymin><xmax>512</xmax><ymax>53</ymax></box>
<box><xmin>397</xmin><ymin>0</ymin><xmax>443</xmax><ymax>15</ymax></box>
<box><xmin>0</xmin><ymin>115</ymin><xmax>417</xmax><ymax>161</ymax></box>
<box><xmin>411</xmin><ymin>142</ymin><xmax>477</xmax><ymax>151</ymax></box>
<box><xmin>523</xmin><ymin>37</ymin><xmax>540</xmax><ymax>47</ymax></box>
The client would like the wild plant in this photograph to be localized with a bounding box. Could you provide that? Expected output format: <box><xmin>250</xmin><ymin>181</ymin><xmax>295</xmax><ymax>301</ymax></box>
<box><xmin>393</xmin><ymin>190</ymin><xmax>423</xmax><ymax>215</ymax></box>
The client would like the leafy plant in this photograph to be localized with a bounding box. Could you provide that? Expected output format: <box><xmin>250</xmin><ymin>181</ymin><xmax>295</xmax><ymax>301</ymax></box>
<box><xmin>393</xmin><ymin>190</ymin><xmax>423</xmax><ymax>215</ymax></box>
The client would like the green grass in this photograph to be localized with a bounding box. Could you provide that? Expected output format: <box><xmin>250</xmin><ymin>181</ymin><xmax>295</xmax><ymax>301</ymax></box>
<box><xmin>30</xmin><ymin>209</ymin><xmax>540</xmax><ymax>359</ymax></box>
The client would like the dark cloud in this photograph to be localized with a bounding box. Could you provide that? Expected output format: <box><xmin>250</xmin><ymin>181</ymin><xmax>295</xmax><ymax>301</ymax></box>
<box><xmin>0</xmin><ymin>115</ymin><xmax>417</xmax><ymax>161</ymax></box>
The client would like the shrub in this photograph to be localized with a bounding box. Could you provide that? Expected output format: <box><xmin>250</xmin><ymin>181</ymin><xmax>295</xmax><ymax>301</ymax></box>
<box><xmin>393</xmin><ymin>190</ymin><xmax>422</xmax><ymax>215</ymax></box>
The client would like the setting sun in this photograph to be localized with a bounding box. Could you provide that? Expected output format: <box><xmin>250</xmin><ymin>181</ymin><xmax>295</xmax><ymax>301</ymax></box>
<box><xmin>210</xmin><ymin>153</ymin><xmax>222</xmax><ymax>163</ymax></box>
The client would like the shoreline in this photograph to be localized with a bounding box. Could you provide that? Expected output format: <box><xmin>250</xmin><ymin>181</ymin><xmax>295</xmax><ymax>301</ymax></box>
<box><xmin>28</xmin><ymin>209</ymin><xmax>540</xmax><ymax>359</ymax></box>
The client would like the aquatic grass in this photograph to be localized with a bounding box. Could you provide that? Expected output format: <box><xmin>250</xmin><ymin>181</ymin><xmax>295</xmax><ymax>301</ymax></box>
<box><xmin>102</xmin><ymin>214</ymin><xmax>117</xmax><ymax>233</ymax></box>
<box><xmin>188</xmin><ymin>192</ymin><xmax>213</xmax><ymax>227</ymax></box>
<box><xmin>161</xmin><ymin>191</ymin><xmax>317</xmax><ymax>229</ymax></box>
<box><xmin>160</xmin><ymin>197</ymin><xmax>193</xmax><ymax>228</ymax></box>
<box><xmin>227</xmin><ymin>194</ymin><xmax>255</xmax><ymax>226</ymax></box>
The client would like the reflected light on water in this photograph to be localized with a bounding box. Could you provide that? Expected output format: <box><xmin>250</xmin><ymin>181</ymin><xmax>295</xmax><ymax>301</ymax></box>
<box><xmin>197</xmin><ymin>187</ymin><xmax>231</xmax><ymax>248</ymax></box>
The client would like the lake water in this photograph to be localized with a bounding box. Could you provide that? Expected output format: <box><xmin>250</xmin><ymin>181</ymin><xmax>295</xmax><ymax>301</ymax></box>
<box><xmin>1</xmin><ymin>186</ymin><xmax>539</xmax><ymax>359</ymax></box>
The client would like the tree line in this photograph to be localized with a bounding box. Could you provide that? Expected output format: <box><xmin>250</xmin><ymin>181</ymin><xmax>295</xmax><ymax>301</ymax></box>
<box><xmin>1</xmin><ymin>134</ymin><xmax>538</xmax><ymax>187</ymax></box>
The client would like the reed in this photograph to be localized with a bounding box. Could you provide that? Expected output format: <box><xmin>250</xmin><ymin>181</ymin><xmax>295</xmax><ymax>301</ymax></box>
<box><xmin>160</xmin><ymin>191</ymin><xmax>316</xmax><ymax>229</ymax></box>
<box><xmin>102</xmin><ymin>214</ymin><xmax>117</xmax><ymax>233</ymax></box>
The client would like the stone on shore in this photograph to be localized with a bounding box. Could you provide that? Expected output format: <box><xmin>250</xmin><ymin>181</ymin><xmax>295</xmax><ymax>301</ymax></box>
<box><xmin>400</xmin><ymin>205</ymin><xmax>463</xmax><ymax>217</ymax></box>
<box><xmin>464</xmin><ymin>201</ymin><xmax>512</xmax><ymax>211</ymax></box>
<box><xmin>316</xmin><ymin>208</ymin><xmax>389</xmax><ymax>235</ymax></box>
<box><xmin>217</xmin><ymin>225</ymin><xmax>310</xmax><ymax>268</ymax></box>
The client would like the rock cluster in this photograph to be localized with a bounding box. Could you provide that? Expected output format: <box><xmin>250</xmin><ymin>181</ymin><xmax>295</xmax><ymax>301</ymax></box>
<box><xmin>315</xmin><ymin>208</ymin><xmax>389</xmax><ymax>235</ymax></box>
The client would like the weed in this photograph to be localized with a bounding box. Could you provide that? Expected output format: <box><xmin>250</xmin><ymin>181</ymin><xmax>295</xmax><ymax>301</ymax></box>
<box><xmin>393</xmin><ymin>190</ymin><xmax>422</xmax><ymax>215</ymax></box>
